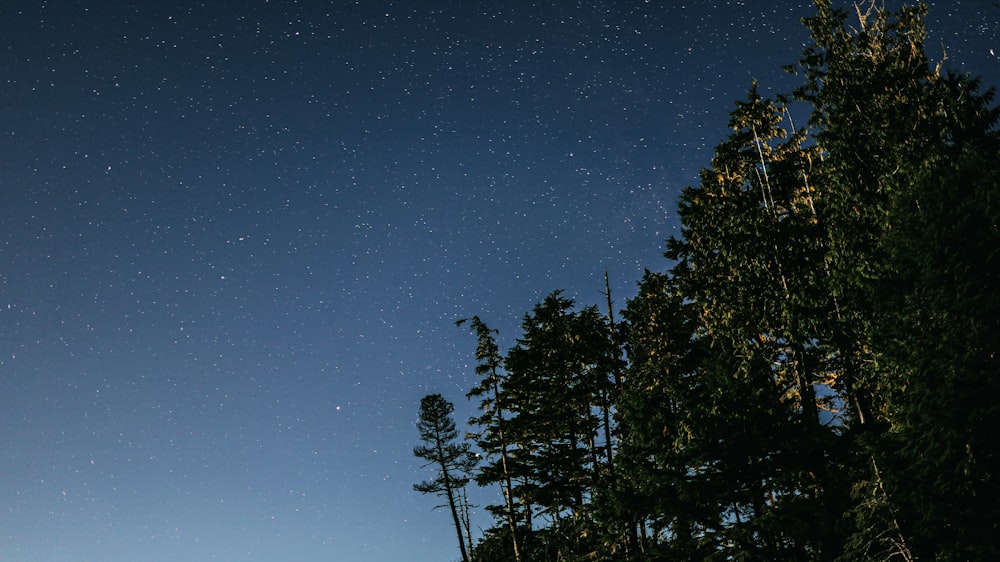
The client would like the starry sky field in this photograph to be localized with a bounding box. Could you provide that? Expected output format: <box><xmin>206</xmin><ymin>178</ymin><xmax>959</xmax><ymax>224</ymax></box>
<box><xmin>2</xmin><ymin>1</ymin><xmax>997</xmax><ymax>560</ymax></box>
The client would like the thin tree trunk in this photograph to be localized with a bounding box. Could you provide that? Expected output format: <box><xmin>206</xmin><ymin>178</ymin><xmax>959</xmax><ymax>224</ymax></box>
<box><xmin>459</xmin><ymin>487</ymin><xmax>474</xmax><ymax>560</ymax></box>
<box><xmin>601</xmin><ymin>271</ymin><xmax>617</xmax><ymax>478</ymax></box>
<box><xmin>870</xmin><ymin>455</ymin><xmax>915</xmax><ymax>562</ymax></box>
<box><xmin>436</xmin><ymin>440</ymin><xmax>470</xmax><ymax>562</ymax></box>
<box><xmin>490</xmin><ymin>372</ymin><xmax>521</xmax><ymax>562</ymax></box>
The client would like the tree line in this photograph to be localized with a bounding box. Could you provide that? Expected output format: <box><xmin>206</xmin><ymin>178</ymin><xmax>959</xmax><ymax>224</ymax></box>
<box><xmin>413</xmin><ymin>2</ymin><xmax>999</xmax><ymax>560</ymax></box>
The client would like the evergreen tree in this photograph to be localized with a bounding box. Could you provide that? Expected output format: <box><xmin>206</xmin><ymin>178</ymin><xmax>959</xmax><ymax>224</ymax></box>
<box><xmin>442</xmin><ymin>4</ymin><xmax>1000</xmax><ymax>561</ymax></box>
<box><xmin>501</xmin><ymin>292</ymin><xmax>619</xmax><ymax>559</ymax></box>
<box><xmin>413</xmin><ymin>393</ymin><xmax>478</xmax><ymax>562</ymax></box>
<box><xmin>659</xmin><ymin>83</ymin><xmax>846</xmax><ymax>560</ymax></box>
<box><xmin>614</xmin><ymin>270</ymin><xmax>716</xmax><ymax>560</ymax></box>
<box><xmin>505</xmin><ymin>294</ymin><xmax>609</xmax><ymax>513</ymax></box>
<box><xmin>880</xmin><ymin>123</ymin><xmax>1000</xmax><ymax>561</ymax></box>
<box><xmin>458</xmin><ymin>316</ymin><xmax>523</xmax><ymax>562</ymax></box>
<box><xmin>793</xmin><ymin>2</ymin><xmax>1000</xmax><ymax>559</ymax></box>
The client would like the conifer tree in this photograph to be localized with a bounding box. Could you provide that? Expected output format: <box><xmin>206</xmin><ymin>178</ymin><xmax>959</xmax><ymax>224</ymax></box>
<box><xmin>660</xmin><ymin>83</ymin><xmax>845</xmax><ymax>560</ymax></box>
<box><xmin>501</xmin><ymin>292</ymin><xmax>619</xmax><ymax>557</ymax></box>
<box><xmin>458</xmin><ymin>316</ymin><xmax>523</xmax><ymax>562</ymax></box>
<box><xmin>793</xmin><ymin>2</ymin><xmax>1000</xmax><ymax>559</ymax></box>
<box><xmin>614</xmin><ymin>270</ymin><xmax>714</xmax><ymax>559</ymax></box>
<box><xmin>413</xmin><ymin>393</ymin><xmax>478</xmax><ymax>562</ymax></box>
<box><xmin>447</xmin><ymin>4</ymin><xmax>999</xmax><ymax>561</ymax></box>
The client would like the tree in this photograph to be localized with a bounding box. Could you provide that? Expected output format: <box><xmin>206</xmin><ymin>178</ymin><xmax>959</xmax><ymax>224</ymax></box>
<box><xmin>880</xmin><ymin>128</ymin><xmax>1000</xmax><ymax>561</ymax></box>
<box><xmin>504</xmin><ymin>294</ymin><xmax>616</xmax><ymax>516</ymax></box>
<box><xmin>414</xmin><ymin>393</ymin><xmax>478</xmax><ymax>562</ymax></box>
<box><xmin>443</xmin><ymin>3</ymin><xmax>1000</xmax><ymax>561</ymax></box>
<box><xmin>792</xmin><ymin>2</ymin><xmax>1000</xmax><ymax>559</ymax></box>
<box><xmin>658</xmin><ymin>83</ymin><xmax>847</xmax><ymax>560</ymax></box>
<box><xmin>458</xmin><ymin>316</ymin><xmax>522</xmax><ymax>562</ymax></box>
<box><xmin>459</xmin><ymin>293</ymin><xmax>627</xmax><ymax>562</ymax></box>
<box><xmin>614</xmin><ymin>270</ymin><xmax>716</xmax><ymax>560</ymax></box>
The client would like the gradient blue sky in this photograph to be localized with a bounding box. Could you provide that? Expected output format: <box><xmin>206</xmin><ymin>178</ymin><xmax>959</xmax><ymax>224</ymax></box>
<box><xmin>2</xmin><ymin>1</ymin><xmax>996</xmax><ymax>561</ymax></box>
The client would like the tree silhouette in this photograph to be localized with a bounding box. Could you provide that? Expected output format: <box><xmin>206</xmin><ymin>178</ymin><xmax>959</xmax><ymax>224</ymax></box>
<box><xmin>413</xmin><ymin>393</ymin><xmax>478</xmax><ymax>562</ymax></box>
<box><xmin>458</xmin><ymin>316</ymin><xmax>522</xmax><ymax>561</ymax></box>
<box><xmin>448</xmin><ymin>2</ymin><xmax>1000</xmax><ymax>560</ymax></box>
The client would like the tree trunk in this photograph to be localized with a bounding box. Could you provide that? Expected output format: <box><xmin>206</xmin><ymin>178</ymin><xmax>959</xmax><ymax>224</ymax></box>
<box><xmin>437</xmin><ymin>441</ymin><xmax>470</xmax><ymax>562</ymax></box>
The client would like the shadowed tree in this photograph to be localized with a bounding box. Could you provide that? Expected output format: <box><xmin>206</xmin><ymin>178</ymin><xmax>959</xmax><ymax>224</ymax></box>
<box><xmin>656</xmin><ymin>83</ymin><xmax>847</xmax><ymax>560</ymax></box>
<box><xmin>448</xmin><ymin>3</ymin><xmax>999</xmax><ymax>561</ymax></box>
<box><xmin>458</xmin><ymin>316</ymin><xmax>522</xmax><ymax>562</ymax></box>
<box><xmin>501</xmin><ymin>291</ymin><xmax>620</xmax><ymax>560</ymax></box>
<box><xmin>414</xmin><ymin>393</ymin><xmax>478</xmax><ymax>562</ymax></box>
<box><xmin>792</xmin><ymin>2</ymin><xmax>1000</xmax><ymax>559</ymax></box>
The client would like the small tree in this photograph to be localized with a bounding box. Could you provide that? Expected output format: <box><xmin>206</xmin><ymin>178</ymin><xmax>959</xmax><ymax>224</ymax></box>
<box><xmin>414</xmin><ymin>393</ymin><xmax>478</xmax><ymax>562</ymax></box>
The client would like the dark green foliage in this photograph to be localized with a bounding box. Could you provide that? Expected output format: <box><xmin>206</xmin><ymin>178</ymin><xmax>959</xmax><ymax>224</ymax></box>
<box><xmin>502</xmin><ymin>292</ymin><xmax>617</xmax><ymax>521</ymax></box>
<box><xmin>664</xmin><ymin>81</ymin><xmax>848</xmax><ymax>561</ymax></box>
<box><xmin>613</xmin><ymin>271</ymin><xmax>719</xmax><ymax>560</ymax></box>
<box><xmin>867</xmin><ymin>79</ymin><xmax>1000</xmax><ymax>562</ymax></box>
<box><xmin>424</xmin><ymin>2</ymin><xmax>1000</xmax><ymax>561</ymax></box>
<box><xmin>793</xmin><ymin>2</ymin><xmax>1000</xmax><ymax>559</ymax></box>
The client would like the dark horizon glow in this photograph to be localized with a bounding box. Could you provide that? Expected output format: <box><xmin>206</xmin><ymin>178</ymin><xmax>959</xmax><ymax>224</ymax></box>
<box><xmin>1</xmin><ymin>2</ymin><xmax>996</xmax><ymax>560</ymax></box>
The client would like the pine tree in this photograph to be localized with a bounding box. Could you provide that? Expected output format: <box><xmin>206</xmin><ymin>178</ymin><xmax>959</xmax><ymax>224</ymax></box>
<box><xmin>659</xmin><ymin>83</ymin><xmax>846</xmax><ymax>560</ymax></box>
<box><xmin>413</xmin><ymin>393</ymin><xmax>478</xmax><ymax>562</ymax></box>
<box><xmin>458</xmin><ymin>316</ymin><xmax>523</xmax><ymax>562</ymax></box>
<box><xmin>881</xmin><ymin>123</ymin><xmax>1000</xmax><ymax>561</ymax></box>
<box><xmin>793</xmin><ymin>2</ymin><xmax>1000</xmax><ymax>559</ymax></box>
<box><xmin>614</xmin><ymin>270</ymin><xmax>716</xmax><ymax>560</ymax></box>
<box><xmin>447</xmin><ymin>4</ymin><xmax>1000</xmax><ymax>561</ymax></box>
<box><xmin>501</xmin><ymin>292</ymin><xmax>619</xmax><ymax>558</ymax></box>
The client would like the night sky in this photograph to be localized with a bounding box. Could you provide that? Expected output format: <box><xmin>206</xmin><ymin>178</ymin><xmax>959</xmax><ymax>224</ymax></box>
<box><xmin>2</xmin><ymin>1</ymin><xmax>996</xmax><ymax>560</ymax></box>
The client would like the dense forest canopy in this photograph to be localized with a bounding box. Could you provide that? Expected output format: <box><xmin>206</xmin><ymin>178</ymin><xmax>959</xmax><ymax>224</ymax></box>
<box><xmin>414</xmin><ymin>2</ymin><xmax>1000</xmax><ymax>560</ymax></box>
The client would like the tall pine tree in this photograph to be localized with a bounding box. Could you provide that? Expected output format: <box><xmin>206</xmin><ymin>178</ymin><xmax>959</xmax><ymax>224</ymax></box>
<box><xmin>793</xmin><ymin>2</ymin><xmax>1000</xmax><ymax>559</ymax></box>
<box><xmin>458</xmin><ymin>316</ymin><xmax>523</xmax><ymax>562</ymax></box>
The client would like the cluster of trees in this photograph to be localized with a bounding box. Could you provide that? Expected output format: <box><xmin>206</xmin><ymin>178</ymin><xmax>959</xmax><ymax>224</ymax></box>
<box><xmin>413</xmin><ymin>2</ymin><xmax>999</xmax><ymax>560</ymax></box>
